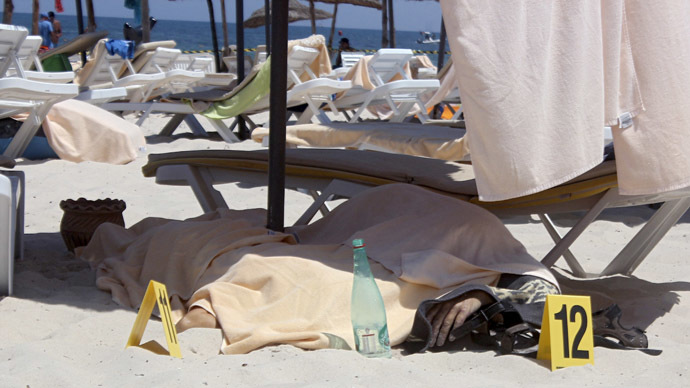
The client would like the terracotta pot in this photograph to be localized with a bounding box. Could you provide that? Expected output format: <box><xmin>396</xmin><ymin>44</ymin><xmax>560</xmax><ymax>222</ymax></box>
<box><xmin>59</xmin><ymin>198</ymin><xmax>126</xmax><ymax>253</ymax></box>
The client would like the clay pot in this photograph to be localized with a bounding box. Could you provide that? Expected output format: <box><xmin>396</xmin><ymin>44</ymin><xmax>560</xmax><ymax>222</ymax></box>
<box><xmin>59</xmin><ymin>198</ymin><xmax>126</xmax><ymax>253</ymax></box>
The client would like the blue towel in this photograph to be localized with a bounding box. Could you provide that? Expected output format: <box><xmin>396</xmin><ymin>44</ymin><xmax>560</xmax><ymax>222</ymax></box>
<box><xmin>105</xmin><ymin>39</ymin><xmax>135</xmax><ymax>59</ymax></box>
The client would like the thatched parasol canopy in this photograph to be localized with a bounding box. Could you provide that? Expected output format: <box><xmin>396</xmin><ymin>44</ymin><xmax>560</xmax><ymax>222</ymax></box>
<box><xmin>314</xmin><ymin>0</ymin><xmax>382</xmax><ymax>10</ymax></box>
<box><xmin>244</xmin><ymin>0</ymin><xmax>333</xmax><ymax>28</ymax></box>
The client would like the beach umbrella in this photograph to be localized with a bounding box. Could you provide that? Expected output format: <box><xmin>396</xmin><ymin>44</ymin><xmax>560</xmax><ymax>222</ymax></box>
<box><xmin>308</xmin><ymin>0</ymin><xmax>316</xmax><ymax>34</ymax></box>
<box><xmin>205</xmin><ymin>0</ymin><xmax>221</xmax><ymax>72</ymax></box>
<box><xmin>235</xmin><ymin>0</ymin><xmax>249</xmax><ymax>139</ymax></box>
<box><xmin>387</xmin><ymin>0</ymin><xmax>395</xmax><ymax>47</ymax></box>
<box><xmin>31</xmin><ymin>0</ymin><xmax>38</xmax><ymax>35</ymax></box>
<box><xmin>312</xmin><ymin>0</ymin><xmax>383</xmax><ymax>51</ymax></box>
<box><xmin>264</xmin><ymin>0</ymin><xmax>270</xmax><ymax>52</ymax></box>
<box><xmin>141</xmin><ymin>0</ymin><xmax>149</xmax><ymax>42</ymax></box>
<box><xmin>243</xmin><ymin>0</ymin><xmax>332</xmax><ymax>29</ymax></box>
<box><xmin>267</xmin><ymin>0</ymin><xmax>289</xmax><ymax>232</ymax></box>
<box><xmin>220</xmin><ymin>0</ymin><xmax>230</xmax><ymax>56</ymax></box>
<box><xmin>3</xmin><ymin>0</ymin><xmax>14</xmax><ymax>24</ymax></box>
<box><xmin>85</xmin><ymin>0</ymin><xmax>95</xmax><ymax>32</ymax></box>
<box><xmin>380</xmin><ymin>0</ymin><xmax>388</xmax><ymax>48</ymax></box>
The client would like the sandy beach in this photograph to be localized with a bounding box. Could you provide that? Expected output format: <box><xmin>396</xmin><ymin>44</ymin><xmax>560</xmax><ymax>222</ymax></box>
<box><xmin>1</xmin><ymin>111</ymin><xmax>689</xmax><ymax>388</ymax></box>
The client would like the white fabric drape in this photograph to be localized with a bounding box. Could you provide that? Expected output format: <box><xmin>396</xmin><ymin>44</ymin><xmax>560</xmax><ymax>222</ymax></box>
<box><xmin>440</xmin><ymin>0</ymin><xmax>690</xmax><ymax>201</ymax></box>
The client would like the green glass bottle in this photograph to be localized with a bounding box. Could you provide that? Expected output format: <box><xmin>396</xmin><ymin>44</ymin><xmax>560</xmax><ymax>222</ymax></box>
<box><xmin>350</xmin><ymin>239</ymin><xmax>391</xmax><ymax>358</ymax></box>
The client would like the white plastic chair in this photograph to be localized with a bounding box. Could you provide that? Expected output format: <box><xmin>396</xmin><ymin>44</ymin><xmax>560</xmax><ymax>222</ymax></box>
<box><xmin>0</xmin><ymin>78</ymin><xmax>79</xmax><ymax>158</ymax></box>
<box><xmin>334</xmin><ymin>49</ymin><xmax>440</xmax><ymax>123</ymax></box>
<box><xmin>0</xmin><ymin>168</ymin><xmax>22</xmax><ymax>296</ymax></box>
<box><xmin>9</xmin><ymin>36</ymin><xmax>75</xmax><ymax>83</ymax></box>
<box><xmin>0</xmin><ymin>23</ymin><xmax>28</xmax><ymax>78</ymax></box>
<box><xmin>284</xmin><ymin>46</ymin><xmax>352</xmax><ymax>124</ymax></box>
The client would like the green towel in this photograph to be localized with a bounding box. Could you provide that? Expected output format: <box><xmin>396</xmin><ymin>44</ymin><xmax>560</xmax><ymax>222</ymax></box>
<box><xmin>201</xmin><ymin>57</ymin><xmax>272</xmax><ymax>120</ymax></box>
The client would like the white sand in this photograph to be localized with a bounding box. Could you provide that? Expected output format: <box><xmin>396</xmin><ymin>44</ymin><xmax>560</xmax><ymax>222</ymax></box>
<box><xmin>2</xmin><ymin>111</ymin><xmax>689</xmax><ymax>387</ymax></box>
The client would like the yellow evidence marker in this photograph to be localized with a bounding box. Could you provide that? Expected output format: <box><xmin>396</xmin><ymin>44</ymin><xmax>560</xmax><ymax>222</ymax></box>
<box><xmin>126</xmin><ymin>280</ymin><xmax>182</xmax><ymax>358</ymax></box>
<box><xmin>537</xmin><ymin>294</ymin><xmax>594</xmax><ymax>371</ymax></box>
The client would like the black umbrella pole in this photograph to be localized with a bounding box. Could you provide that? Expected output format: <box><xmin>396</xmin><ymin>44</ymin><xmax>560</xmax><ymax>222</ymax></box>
<box><xmin>264</xmin><ymin>0</ymin><xmax>270</xmax><ymax>53</ymax></box>
<box><xmin>207</xmin><ymin>0</ymin><xmax>221</xmax><ymax>73</ymax></box>
<box><xmin>235</xmin><ymin>0</ymin><xmax>249</xmax><ymax>139</ymax></box>
<box><xmin>75</xmin><ymin>0</ymin><xmax>86</xmax><ymax>64</ymax></box>
<box><xmin>437</xmin><ymin>18</ymin><xmax>447</xmax><ymax>70</ymax></box>
<box><xmin>433</xmin><ymin>17</ymin><xmax>448</xmax><ymax>119</ymax></box>
<box><xmin>235</xmin><ymin>0</ymin><xmax>245</xmax><ymax>80</ymax></box>
<box><xmin>267</xmin><ymin>0</ymin><xmax>289</xmax><ymax>232</ymax></box>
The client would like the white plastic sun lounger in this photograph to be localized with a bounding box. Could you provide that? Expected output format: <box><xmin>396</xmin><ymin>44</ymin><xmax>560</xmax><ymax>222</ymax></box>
<box><xmin>0</xmin><ymin>78</ymin><xmax>78</xmax><ymax>158</ymax></box>
<box><xmin>332</xmin><ymin>49</ymin><xmax>440</xmax><ymax>123</ymax></box>
<box><xmin>9</xmin><ymin>36</ymin><xmax>75</xmax><ymax>83</ymax></box>
<box><xmin>1</xmin><ymin>155</ymin><xmax>24</xmax><ymax>296</ymax></box>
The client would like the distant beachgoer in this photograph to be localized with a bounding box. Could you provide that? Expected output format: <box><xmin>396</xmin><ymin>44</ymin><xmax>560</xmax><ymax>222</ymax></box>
<box><xmin>49</xmin><ymin>11</ymin><xmax>63</xmax><ymax>46</ymax></box>
<box><xmin>38</xmin><ymin>13</ymin><xmax>56</xmax><ymax>49</ymax></box>
<box><xmin>334</xmin><ymin>37</ymin><xmax>355</xmax><ymax>68</ymax></box>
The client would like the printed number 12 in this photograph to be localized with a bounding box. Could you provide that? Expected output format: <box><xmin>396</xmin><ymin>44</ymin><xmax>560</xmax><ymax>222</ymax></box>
<box><xmin>553</xmin><ymin>304</ymin><xmax>590</xmax><ymax>359</ymax></box>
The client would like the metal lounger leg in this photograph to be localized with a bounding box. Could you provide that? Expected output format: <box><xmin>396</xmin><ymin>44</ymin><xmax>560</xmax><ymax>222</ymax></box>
<box><xmin>183</xmin><ymin>115</ymin><xmax>210</xmax><ymax>137</ymax></box>
<box><xmin>187</xmin><ymin>166</ymin><xmax>229</xmax><ymax>213</ymax></box>
<box><xmin>540</xmin><ymin>188</ymin><xmax>618</xmax><ymax>270</ymax></box>
<box><xmin>601</xmin><ymin>196</ymin><xmax>690</xmax><ymax>276</ymax></box>
<box><xmin>538</xmin><ymin>213</ymin><xmax>587</xmax><ymax>277</ymax></box>
<box><xmin>293</xmin><ymin>180</ymin><xmax>372</xmax><ymax>226</ymax></box>
<box><xmin>159</xmin><ymin>114</ymin><xmax>186</xmax><ymax>136</ymax></box>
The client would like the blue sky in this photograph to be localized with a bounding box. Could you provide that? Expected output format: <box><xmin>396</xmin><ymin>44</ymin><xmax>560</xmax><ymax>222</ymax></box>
<box><xmin>14</xmin><ymin>0</ymin><xmax>443</xmax><ymax>32</ymax></box>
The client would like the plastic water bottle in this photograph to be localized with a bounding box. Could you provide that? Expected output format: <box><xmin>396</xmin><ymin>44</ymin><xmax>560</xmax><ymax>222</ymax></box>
<box><xmin>350</xmin><ymin>239</ymin><xmax>391</xmax><ymax>358</ymax></box>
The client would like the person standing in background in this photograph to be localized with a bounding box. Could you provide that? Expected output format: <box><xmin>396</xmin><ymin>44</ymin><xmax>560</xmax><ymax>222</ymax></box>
<box><xmin>38</xmin><ymin>13</ymin><xmax>56</xmax><ymax>50</ymax></box>
<box><xmin>334</xmin><ymin>37</ymin><xmax>354</xmax><ymax>68</ymax></box>
<box><xmin>48</xmin><ymin>11</ymin><xmax>63</xmax><ymax>46</ymax></box>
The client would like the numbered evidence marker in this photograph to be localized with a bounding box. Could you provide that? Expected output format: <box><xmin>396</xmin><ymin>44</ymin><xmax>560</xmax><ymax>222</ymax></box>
<box><xmin>126</xmin><ymin>280</ymin><xmax>182</xmax><ymax>358</ymax></box>
<box><xmin>537</xmin><ymin>295</ymin><xmax>594</xmax><ymax>371</ymax></box>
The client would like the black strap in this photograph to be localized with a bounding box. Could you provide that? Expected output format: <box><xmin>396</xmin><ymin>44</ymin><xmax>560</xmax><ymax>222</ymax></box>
<box><xmin>449</xmin><ymin>301</ymin><xmax>506</xmax><ymax>340</ymax></box>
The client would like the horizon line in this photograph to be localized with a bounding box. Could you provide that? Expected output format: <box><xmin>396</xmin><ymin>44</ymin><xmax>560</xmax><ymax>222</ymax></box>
<box><xmin>3</xmin><ymin>11</ymin><xmax>441</xmax><ymax>34</ymax></box>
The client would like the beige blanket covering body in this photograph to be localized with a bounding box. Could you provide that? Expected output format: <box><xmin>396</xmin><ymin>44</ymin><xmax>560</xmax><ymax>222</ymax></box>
<box><xmin>79</xmin><ymin>184</ymin><xmax>556</xmax><ymax>354</ymax></box>
<box><xmin>440</xmin><ymin>0</ymin><xmax>690</xmax><ymax>201</ymax></box>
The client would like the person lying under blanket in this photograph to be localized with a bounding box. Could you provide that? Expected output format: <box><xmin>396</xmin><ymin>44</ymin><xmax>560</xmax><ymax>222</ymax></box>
<box><xmin>79</xmin><ymin>183</ymin><xmax>648</xmax><ymax>355</ymax></box>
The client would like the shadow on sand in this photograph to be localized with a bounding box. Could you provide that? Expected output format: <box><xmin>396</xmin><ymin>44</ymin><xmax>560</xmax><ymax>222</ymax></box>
<box><xmin>8</xmin><ymin>232</ymin><xmax>126</xmax><ymax>312</ymax></box>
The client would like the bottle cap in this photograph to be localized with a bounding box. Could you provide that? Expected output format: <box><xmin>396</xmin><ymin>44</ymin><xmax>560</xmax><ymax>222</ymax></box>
<box><xmin>352</xmin><ymin>238</ymin><xmax>365</xmax><ymax>248</ymax></box>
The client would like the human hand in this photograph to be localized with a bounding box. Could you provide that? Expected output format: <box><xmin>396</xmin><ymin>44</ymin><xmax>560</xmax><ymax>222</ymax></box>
<box><xmin>425</xmin><ymin>290</ymin><xmax>494</xmax><ymax>347</ymax></box>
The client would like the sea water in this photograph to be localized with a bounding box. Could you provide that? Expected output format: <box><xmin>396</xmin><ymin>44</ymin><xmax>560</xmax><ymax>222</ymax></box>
<box><xmin>2</xmin><ymin>12</ymin><xmax>449</xmax><ymax>64</ymax></box>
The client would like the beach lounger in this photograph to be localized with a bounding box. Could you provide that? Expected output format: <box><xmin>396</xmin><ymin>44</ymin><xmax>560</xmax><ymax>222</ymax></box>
<box><xmin>7</xmin><ymin>36</ymin><xmax>75</xmax><ymax>83</ymax></box>
<box><xmin>1</xmin><ymin>173</ymin><xmax>14</xmax><ymax>295</ymax></box>
<box><xmin>0</xmin><ymin>78</ymin><xmax>78</xmax><ymax>158</ymax></box>
<box><xmin>141</xmin><ymin>148</ymin><xmax>690</xmax><ymax>278</ymax></box>
<box><xmin>1</xmin><ymin>27</ymin><xmax>122</xmax><ymax>106</ymax></box>
<box><xmin>250</xmin><ymin>121</ymin><xmax>469</xmax><ymax>161</ymax></box>
<box><xmin>133</xmin><ymin>37</ymin><xmax>349</xmax><ymax>139</ymax></box>
<box><xmin>172</xmin><ymin>54</ymin><xmax>236</xmax><ymax>88</ymax></box>
<box><xmin>122</xmin><ymin>47</ymin><xmax>205</xmax><ymax>102</ymax></box>
<box><xmin>328</xmin><ymin>51</ymin><xmax>365</xmax><ymax>79</ymax></box>
<box><xmin>195</xmin><ymin>44</ymin><xmax>349</xmax><ymax>125</ymax></box>
<box><xmin>0</xmin><ymin>23</ymin><xmax>29</xmax><ymax>78</ymax></box>
<box><xmin>1</xmin><ymin>155</ymin><xmax>24</xmax><ymax>296</ymax></box>
<box><xmin>37</xmin><ymin>30</ymin><xmax>108</xmax><ymax>68</ymax></box>
<box><xmin>332</xmin><ymin>49</ymin><xmax>440</xmax><ymax>123</ymax></box>
<box><xmin>74</xmin><ymin>39</ymin><xmax>171</xmax><ymax>104</ymax></box>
